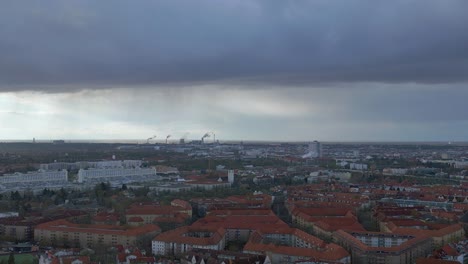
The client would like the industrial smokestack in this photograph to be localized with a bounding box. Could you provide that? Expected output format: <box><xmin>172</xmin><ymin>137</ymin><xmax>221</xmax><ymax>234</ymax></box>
<box><xmin>201</xmin><ymin>132</ymin><xmax>211</xmax><ymax>143</ymax></box>
<box><xmin>146</xmin><ymin>135</ymin><xmax>157</xmax><ymax>144</ymax></box>
<box><xmin>179</xmin><ymin>132</ymin><xmax>189</xmax><ymax>144</ymax></box>
<box><xmin>166</xmin><ymin>135</ymin><xmax>171</xmax><ymax>144</ymax></box>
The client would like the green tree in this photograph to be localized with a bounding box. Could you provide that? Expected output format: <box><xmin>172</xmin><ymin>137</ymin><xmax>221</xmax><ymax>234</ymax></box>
<box><xmin>10</xmin><ymin>191</ymin><xmax>21</xmax><ymax>201</ymax></box>
<box><xmin>8</xmin><ymin>252</ymin><xmax>15</xmax><ymax>264</ymax></box>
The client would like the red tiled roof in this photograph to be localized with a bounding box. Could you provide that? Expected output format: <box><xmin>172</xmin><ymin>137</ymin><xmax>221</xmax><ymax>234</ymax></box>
<box><xmin>128</xmin><ymin>217</ymin><xmax>144</xmax><ymax>222</ymax></box>
<box><xmin>51</xmin><ymin>256</ymin><xmax>92</xmax><ymax>264</ymax></box>
<box><xmin>431</xmin><ymin>211</ymin><xmax>461</xmax><ymax>221</ymax></box>
<box><xmin>287</xmin><ymin>200</ymin><xmax>356</xmax><ymax>211</ymax></box>
<box><xmin>171</xmin><ymin>199</ymin><xmax>192</xmax><ymax>210</ymax></box>
<box><xmin>381</xmin><ymin>219</ymin><xmax>430</xmax><ymax>232</ymax></box>
<box><xmin>244</xmin><ymin>228</ymin><xmax>349</xmax><ymax>262</ymax></box>
<box><xmin>93</xmin><ymin>212</ymin><xmax>120</xmax><ymax>222</ymax></box>
<box><xmin>36</xmin><ymin>219</ymin><xmax>160</xmax><ymax>236</ymax></box>
<box><xmin>207</xmin><ymin>208</ymin><xmax>275</xmax><ymax>216</ymax></box>
<box><xmin>153</xmin><ymin>214</ymin><xmax>188</xmax><ymax>224</ymax></box>
<box><xmin>453</xmin><ymin>203</ymin><xmax>468</xmax><ymax>211</ymax></box>
<box><xmin>192</xmin><ymin>215</ymin><xmax>288</xmax><ymax>231</ymax></box>
<box><xmin>442</xmin><ymin>244</ymin><xmax>458</xmax><ymax>256</ymax></box>
<box><xmin>392</xmin><ymin>223</ymin><xmax>464</xmax><ymax>239</ymax></box>
<box><xmin>153</xmin><ymin>226</ymin><xmax>225</xmax><ymax>246</ymax></box>
<box><xmin>117</xmin><ymin>248</ymin><xmax>155</xmax><ymax>263</ymax></box>
<box><xmin>126</xmin><ymin>205</ymin><xmax>185</xmax><ymax>216</ymax></box>
<box><xmin>416</xmin><ymin>258</ymin><xmax>460</xmax><ymax>264</ymax></box>
<box><xmin>335</xmin><ymin>229</ymin><xmax>430</xmax><ymax>253</ymax></box>
<box><xmin>293</xmin><ymin>207</ymin><xmax>352</xmax><ymax>217</ymax></box>
<box><xmin>314</xmin><ymin>218</ymin><xmax>365</xmax><ymax>232</ymax></box>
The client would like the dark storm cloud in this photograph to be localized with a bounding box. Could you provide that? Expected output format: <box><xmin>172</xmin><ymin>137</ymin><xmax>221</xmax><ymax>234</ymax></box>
<box><xmin>1</xmin><ymin>0</ymin><xmax>468</xmax><ymax>91</ymax></box>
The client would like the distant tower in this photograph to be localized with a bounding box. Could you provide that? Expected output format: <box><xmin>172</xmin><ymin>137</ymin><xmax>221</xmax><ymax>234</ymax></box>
<box><xmin>33</xmin><ymin>138</ymin><xmax>36</xmax><ymax>144</ymax></box>
<box><xmin>309</xmin><ymin>141</ymin><xmax>322</xmax><ymax>158</ymax></box>
<box><xmin>353</xmin><ymin>150</ymin><xmax>359</xmax><ymax>158</ymax></box>
<box><xmin>228</xmin><ymin>170</ymin><xmax>235</xmax><ymax>184</ymax></box>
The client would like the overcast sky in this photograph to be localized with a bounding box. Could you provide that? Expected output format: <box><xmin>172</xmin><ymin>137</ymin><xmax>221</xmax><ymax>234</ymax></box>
<box><xmin>1</xmin><ymin>0</ymin><xmax>467</xmax><ymax>141</ymax></box>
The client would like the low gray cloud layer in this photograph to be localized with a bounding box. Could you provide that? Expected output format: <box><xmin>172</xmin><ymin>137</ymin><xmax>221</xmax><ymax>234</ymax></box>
<box><xmin>1</xmin><ymin>84</ymin><xmax>468</xmax><ymax>141</ymax></box>
<box><xmin>1</xmin><ymin>0</ymin><xmax>468</xmax><ymax>91</ymax></box>
<box><xmin>2</xmin><ymin>1</ymin><xmax>468</xmax><ymax>141</ymax></box>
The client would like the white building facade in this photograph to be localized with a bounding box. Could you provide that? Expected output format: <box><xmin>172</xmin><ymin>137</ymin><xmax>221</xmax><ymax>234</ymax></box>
<box><xmin>77</xmin><ymin>167</ymin><xmax>157</xmax><ymax>183</ymax></box>
<box><xmin>0</xmin><ymin>170</ymin><xmax>68</xmax><ymax>185</ymax></box>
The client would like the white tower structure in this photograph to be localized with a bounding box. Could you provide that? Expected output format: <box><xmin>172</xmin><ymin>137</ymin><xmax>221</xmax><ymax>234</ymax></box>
<box><xmin>302</xmin><ymin>140</ymin><xmax>322</xmax><ymax>158</ymax></box>
<box><xmin>310</xmin><ymin>140</ymin><xmax>322</xmax><ymax>158</ymax></box>
<box><xmin>228</xmin><ymin>170</ymin><xmax>235</xmax><ymax>184</ymax></box>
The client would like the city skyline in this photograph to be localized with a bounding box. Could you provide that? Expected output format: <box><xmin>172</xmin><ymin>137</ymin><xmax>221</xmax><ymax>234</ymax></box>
<box><xmin>1</xmin><ymin>1</ymin><xmax>468</xmax><ymax>141</ymax></box>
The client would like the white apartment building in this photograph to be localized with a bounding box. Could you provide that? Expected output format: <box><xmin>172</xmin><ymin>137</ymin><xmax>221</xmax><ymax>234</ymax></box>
<box><xmin>77</xmin><ymin>167</ymin><xmax>157</xmax><ymax>183</ymax></box>
<box><xmin>383</xmin><ymin>168</ymin><xmax>408</xmax><ymax>175</ymax></box>
<box><xmin>354</xmin><ymin>234</ymin><xmax>410</xmax><ymax>247</ymax></box>
<box><xmin>152</xmin><ymin>226</ymin><xmax>226</xmax><ymax>256</ymax></box>
<box><xmin>0</xmin><ymin>170</ymin><xmax>68</xmax><ymax>185</ymax></box>
<box><xmin>307</xmin><ymin>171</ymin><xmax>330</xmax><ymax>182</ymax></box>
<box><xmin>40</xmin><ymin>160</ymin><xmax>143</xmax><ymax>171</ymax></box>
<box><xmin>91</xmin><ymin>160</ymin><xmax>143</xmax><ymax>169</ymax></box>
<box><xmin>349</xmin><ymin>163</ymin><xmax>368</xmax><ymax>170</ymax></box>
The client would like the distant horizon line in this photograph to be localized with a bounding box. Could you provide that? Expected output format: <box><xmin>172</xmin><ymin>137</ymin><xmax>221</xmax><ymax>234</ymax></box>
<box><xmin>0</xmin><ymin>139</ymin><xmax>466</xmax><ymax>145</ymax></box>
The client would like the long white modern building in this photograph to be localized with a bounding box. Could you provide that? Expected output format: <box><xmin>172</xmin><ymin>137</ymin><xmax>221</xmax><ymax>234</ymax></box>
<box><xmin>40</xmin><ymin>160</ymin><xmax>143</xmax><ymax>171</ymax></box>
<box><xmin>0</xmin><ymin>170</ymin><xmax>68</xmax><ymax>185</ymax></box>
<box><xmin>77</xmin><ymin>167</ymin><xmax>157</xmax><ymax>183</ymax></box>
